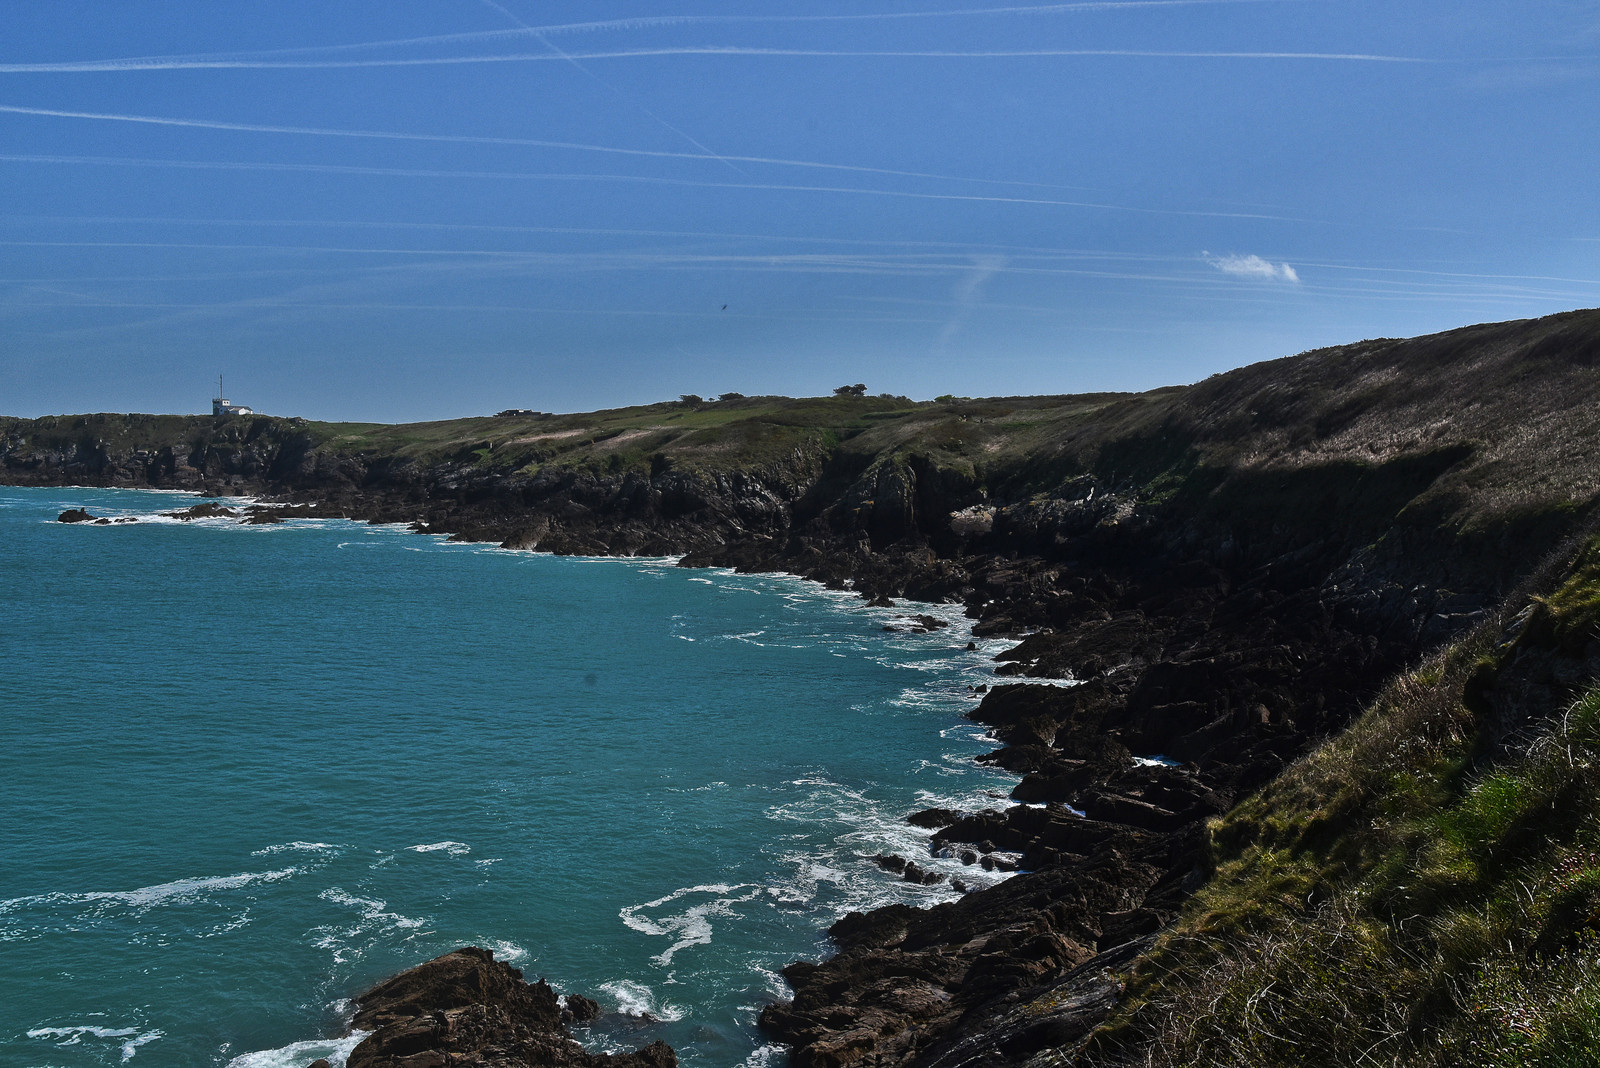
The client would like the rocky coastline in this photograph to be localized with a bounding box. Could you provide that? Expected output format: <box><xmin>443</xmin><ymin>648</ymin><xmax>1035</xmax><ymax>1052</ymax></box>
<box><xmin>11</xmin><ymin>310</ymin><xmax>1600</xmax><ymax>1066</ymax></box>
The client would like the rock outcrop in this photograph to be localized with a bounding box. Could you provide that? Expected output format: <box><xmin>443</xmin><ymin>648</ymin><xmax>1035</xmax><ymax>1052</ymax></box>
<box><xmin>343</xmin><ymin>947</ymin><xmax>675</xmax><ymax>1068</ymax></box>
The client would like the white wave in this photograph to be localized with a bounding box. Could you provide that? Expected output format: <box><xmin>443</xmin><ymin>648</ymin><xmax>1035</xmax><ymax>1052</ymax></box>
<box><xmin>1133</xmin><ymin>754</ymin><xmax>1180</xmax><ymax>767</ymax></box>
<box><xmin>994</xmin><ymin>674</ymin><xmax>1082</xmax><ymax>688</ymax></box>
<box><xmin>0</xmin><ymin>867</ymin><xmax>301</xmax><ymax>915</ymax></box>
<box><xmin>199</xmin><ymin>908</ymin><xmax>253</xmax><ymax>937</ymax></box>
<box><xmin>28</xmin><ymin>1025</ymin><xmax>139</xmax><ymax>1041</ymax></box>
<box><xmin>317</xmin><ymin>888</ymin><xmax>425</xmax><ymax>929</ymax></box>
<box><xmin>596</xmin><ymin>979</ymin><xmax>685</xmax><ymax>1022</ymax></box>
<box><xmin>251</xmin><ymin>841</ymin><xmax>340</xmax><ymax>856</ymax></box>
<box><xmin>225</xmin><ymin>1030</ymin><xmax>370</xmax><ymax>1068</ymax></box>
<box><xmin>482</xmin><ymin>938</ymin><xmax>529</xmax><ymax>963</ymax></box>
<box><xmin>764</xmin><ymin>772</ymin><xmax>1024</xmax><ymax>915</ymax></box>
<box><xmin>120</xmin><ymin>1031</ymin><xmax>164</xmax><ymax>1062</ymax></box>
<box><xmin>739</xmin><ymin>1043</ymin><xmax>791</xmax><ymax>1068</ymax></box>
<box><xmin>28</xmin><ymin>1025</ymin><xmax>164</xmax><ymax>1062</ymax></box>
<box><xmin>619</xmin><ymin>883</ymin><xmax>739</xmax><ymax>934</ymax></box>
<box><xmin>763</xmin><ymin>856</ymin><xmax>847</xmax><ymax>906</ymax></box>
<box><xmin>619</xmin><ymin>883</ymin><xmax>763</xmax><ymax>965</ymax></box>
<box><xmin>407</xmin><ymin>840</ymin><xmax>470</xmax><ymax>855</ymax></box>
<box><xmin>99</xmin><ymin>868</ymin><xmax>299</xmax><ymax>908</ymax></box>
<box><xmin>312</xmin><ymin>889</ymin><xmax>428</xmax><ymax>962</ymax></box>
<box><xmin>749</xmin><ymin>965</ymin><xmax>793</xmax><ymax>1001</ymax></box>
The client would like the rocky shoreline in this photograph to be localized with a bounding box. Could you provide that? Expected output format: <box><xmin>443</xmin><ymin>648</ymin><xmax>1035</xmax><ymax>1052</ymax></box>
<box><xmin>36</xmin><ymin>461</ymin><xmax>1498</xmax><ymax>1068</ymax></box>
<box><xmin>13</xmin><ymin>310</ymin><xmax>1600</xmax><ymax>1066</ymax></box>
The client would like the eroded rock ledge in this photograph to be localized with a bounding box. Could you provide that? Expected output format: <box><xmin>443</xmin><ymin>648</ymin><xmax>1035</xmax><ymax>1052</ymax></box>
<box><xmin>336</xmin><ymin>947</ymin><xmax>674</xmax><ymax>1068</ymax></box>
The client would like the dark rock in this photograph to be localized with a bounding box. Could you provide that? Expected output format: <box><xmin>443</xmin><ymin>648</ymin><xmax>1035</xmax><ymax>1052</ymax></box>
<box><xmin>884</xmin><ymin>614</ymin><xmax>951</xmax><ymax>633</ymax></box>
<box><xmin>57</xmin><ymin>508</ymin><xmax>96</xmax><ymax>522</ymax></box>
<box><xmin>906</xmin><ymin>808</ymin><xmax>962</xmax><ymax>830</ymax></box>
<box><xmin>563</xmin><ymin>994</ymin><xmax>602</xmax><ymax>1024</ymax></box>
<box><xmin>345</xmin><ymin>947</ymin><xmax>675</xmax><ymax>1068</ymax></box>
<box><xmin>164</xmin><ymin>501</ymin><xmax>240</xmax><ymax>520</ymax></box>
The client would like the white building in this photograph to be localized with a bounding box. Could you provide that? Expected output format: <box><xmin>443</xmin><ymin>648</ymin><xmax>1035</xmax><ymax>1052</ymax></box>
<box><xmin>212</xmin><ymin>376</ymin><xmax>253</xmax><ymax>416</ymax></box>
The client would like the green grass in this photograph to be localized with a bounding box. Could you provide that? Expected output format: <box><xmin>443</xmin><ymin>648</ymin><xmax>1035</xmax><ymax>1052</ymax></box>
<box><xmin>1092</xmin><ymin>535</ymin><xmax>1600</xmax><ymax>1067</ymax></box>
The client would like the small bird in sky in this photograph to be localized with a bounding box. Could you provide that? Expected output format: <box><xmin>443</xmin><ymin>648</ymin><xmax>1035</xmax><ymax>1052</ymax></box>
<box><xmin>721</xmin><ymin>304</ymin><xmax>728</xmax><ymax>311</ymax></box>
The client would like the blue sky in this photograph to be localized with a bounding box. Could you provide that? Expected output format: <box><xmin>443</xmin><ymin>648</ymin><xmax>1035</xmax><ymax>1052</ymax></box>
<box><xmin>2</xmin><ymin>1</ymin><xmax>1599</xmax><ymax>422</ymax></box>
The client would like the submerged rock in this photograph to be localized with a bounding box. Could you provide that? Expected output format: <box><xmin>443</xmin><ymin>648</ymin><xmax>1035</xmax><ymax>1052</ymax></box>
<box><xmin>882</xmin><ymin>614</ymin><xmax>951</xmax><ymax>634</ymax></box>
<box><xmin>165</xmin><ymin>501</ymin><xmax>239</xmax><ymax>520</ymax></box>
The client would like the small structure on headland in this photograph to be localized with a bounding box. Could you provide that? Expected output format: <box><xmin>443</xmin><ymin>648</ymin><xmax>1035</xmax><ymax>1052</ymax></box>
<box><xmin>212</xmin><ymin>376</ymin><xmax>253</xmax><ymax>416</ymax></box>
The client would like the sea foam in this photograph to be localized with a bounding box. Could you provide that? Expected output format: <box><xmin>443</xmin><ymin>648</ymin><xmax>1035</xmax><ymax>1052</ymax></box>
<box><xmin>225</xmin><ymin>1030</ymin><xmax>370</xmax><ymax>1068</ymax></box>
<box><xmin>407</xmin><ymin>841</ymin><xmax>471</xmax><ymax>855</ymax></box>
<box><xmin>28</xmin><ymin>1024</ymin><xmax>165</xmax><ymax>1062</ymax></box>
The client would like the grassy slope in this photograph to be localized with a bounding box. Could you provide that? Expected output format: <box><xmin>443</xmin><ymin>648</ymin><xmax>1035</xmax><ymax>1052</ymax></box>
<box><xmin>1093</xmin><ymin>530</ymin><xmax>1600</xmax><ymax>1066</ymax></box>
<box><xmin>309</xmin><ymin>392</ymin><xmax>1163</xmax><ymax>486</ymax></box>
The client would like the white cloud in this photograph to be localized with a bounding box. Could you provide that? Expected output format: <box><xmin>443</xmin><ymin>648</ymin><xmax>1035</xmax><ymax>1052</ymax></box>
<box><xmin>1204</xmin><ymin>252</ymin><xmax>1300</xmax><ymax>283</ymax></box>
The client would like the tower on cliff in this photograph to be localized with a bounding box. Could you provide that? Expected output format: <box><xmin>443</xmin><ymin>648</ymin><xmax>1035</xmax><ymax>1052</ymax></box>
<box><xmin>212</xmin><ymin>375</ymin><xmax>254</xmax><ymax>416</ymax></box>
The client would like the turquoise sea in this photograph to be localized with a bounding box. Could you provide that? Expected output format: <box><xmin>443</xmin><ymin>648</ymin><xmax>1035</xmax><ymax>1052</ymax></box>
<box><xmin>0</xmin><ymin>486</ymin><xmax>1020</xmax><ymax>1068</ymax></box>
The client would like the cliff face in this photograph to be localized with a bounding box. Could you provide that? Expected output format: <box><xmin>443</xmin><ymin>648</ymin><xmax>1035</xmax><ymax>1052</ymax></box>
<box><xmin>10</xmin><ymin>309</ymin><xmax>1600</xmax><ymax>1067</ymax></box>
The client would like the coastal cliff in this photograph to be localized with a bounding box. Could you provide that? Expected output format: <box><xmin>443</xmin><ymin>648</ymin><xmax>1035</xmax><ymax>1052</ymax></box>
<box><xmin>10</xmin><ymin>308</ymin><xmax>1600</xmax><ymax>1066</ymax></box>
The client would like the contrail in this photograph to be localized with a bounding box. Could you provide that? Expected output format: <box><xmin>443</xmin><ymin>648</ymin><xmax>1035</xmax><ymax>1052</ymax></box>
<box><xmin>1</xmin><ymin>214</ymin><xmax>1198</xmax><ymax>263</ymax></box>
<box><xmin>2</xmin><ymin>298</ymin><xmax>953</xmax><ymax>324</ymax></box>
<box><xmin>0</xmin><ymin>239</ymin><xmax>1258</xmax><ymax>283</ymax></box>
<box><xmin>0</xmin><ymin>48</ymin><xmax>1433</xmax><ymax>74</ymax></box>
<box><xmin>0</xmin><ymin>152</ymin><xmax>1324</xmax><ymax>223</ymax></box>
<box><xmin>0</xmin><ymin>102</ymin><xmax>1099</xmax><ymax>191</ymax></box>
<box><xmin>0</xmin><ymin>2</ymin><xmax>1291</xmax><ymax>71</ymax></box>
<box><xmin>476</xmin><ymin>0</ymin><xmax>745</xmax><ymax>175</ymax></box>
